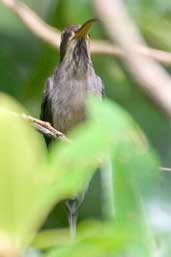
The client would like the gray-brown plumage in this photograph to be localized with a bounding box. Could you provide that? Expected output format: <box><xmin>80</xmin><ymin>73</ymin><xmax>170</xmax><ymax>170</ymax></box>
<box><xmin>40</xmin><ymin>19</ymin><xmax>104</xmax><ymax>237</ymax></box>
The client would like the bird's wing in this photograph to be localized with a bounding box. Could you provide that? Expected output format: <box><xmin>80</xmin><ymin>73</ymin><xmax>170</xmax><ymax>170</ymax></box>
<box><xmin>40</xmin><ymin>77</ymin><xmax>54</xmax><ymax>145</ymax></box>
<box><xmin>40</xmin><ymin>76</ymin><xmax>54</xmax><ymax>123</ymax></box>
<box><xmin>101</xmin><ymin>81</ymin><xmax>105</xmax><ymax>97</ymax></box>
<box><xmin>96</xmin><ymin>75</ymin><xmax>105</xmax><ymax>97</ymax></box>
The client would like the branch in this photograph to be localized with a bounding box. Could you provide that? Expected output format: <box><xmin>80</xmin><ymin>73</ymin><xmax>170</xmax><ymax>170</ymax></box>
<box><xmin>2</xmin><ymin>109</ymin><xmax>171</xmax><ymax>172</ymax></box>
<box><xmin>1</xmin><ymin>0</ymin><xmax>171</xmax><ymax>66</ymax></box>
<box><xmin>93</xmin><ymin>0</ymin><xmax>171</xmax><ymax>118</ymax></box>
<box><xmin>14</xmin><ymin>114</ymin><xmax>171</xmax><ymax>172</ymax></box>
<box><xmin>91</xmin><ymin>40</ymin><xmax>171</xmax><ymax>65</ymax></box>
<box><xmin>1</xmin><ymin>0</ymin><xmax>60</xmax><ymax>48</ymax></box>
<box><xmin>160</xmin><ymin>167</ymin><xmax>171</xmax><ymax>172</ymax></box>
<box><xmin>17</xmin><ymin>116</ymin><xmax>171</xmax><ymax>172</ymax></box>
<box><xmin>3</xmin><ymin>109</ymin><xmax>69</xmax><ymax>142</ymax></box>
<box><xmin>22</xmin><ymin>114</ymin><xmax>69</xmax><ymax>142</ymax></box>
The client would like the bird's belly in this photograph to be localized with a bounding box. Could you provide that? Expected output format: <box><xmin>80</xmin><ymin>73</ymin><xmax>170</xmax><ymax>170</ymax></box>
<box><xmin>52</xmin><ymin>89</ymin><xmax>86</xmax><ymax>133</ymax></box>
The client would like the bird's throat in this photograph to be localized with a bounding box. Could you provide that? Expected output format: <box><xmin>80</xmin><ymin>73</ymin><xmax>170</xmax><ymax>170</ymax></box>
<box><xmin>62</xmin><ymin>39</ymin><xmax>92</xmax><ymax>78</ymax></box>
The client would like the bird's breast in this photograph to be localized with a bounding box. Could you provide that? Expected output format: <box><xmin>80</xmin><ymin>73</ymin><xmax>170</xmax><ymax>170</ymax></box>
<box><xmin>51</xmin><ymin>78</ymin><xmax>87</xmax><ymax>133</ymax></box>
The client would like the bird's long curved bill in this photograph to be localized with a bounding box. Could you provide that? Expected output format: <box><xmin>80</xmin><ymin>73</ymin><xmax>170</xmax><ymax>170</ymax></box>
<box><xmin>74</xmin><ymin>18</ymin><xmax>98</xmax><ymax>38</ymax></box>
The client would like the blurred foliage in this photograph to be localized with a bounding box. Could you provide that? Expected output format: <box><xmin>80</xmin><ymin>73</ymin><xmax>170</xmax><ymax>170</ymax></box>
<box><xmin>0</xmin><ymin>0</ymin><xmax>171</xmax><ymax>256</ymax></box>
<box><xmin>0</xmin><ymin>94</ymin><xmax>167</xmax><ymax>257</ymax></box>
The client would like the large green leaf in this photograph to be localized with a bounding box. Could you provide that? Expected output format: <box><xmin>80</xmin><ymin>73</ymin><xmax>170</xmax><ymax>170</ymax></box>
<box><xmin>40</xmin><ymin>97</ymin><xmax>119</xmax><ymax>212</ymax></box>
<box><xmin>43</xmin><ymin>98</ymin><xmax>161</xmax><ymax>257</ymax></box>
<box><xmin>48</xmin><ymin>222</ymin><xmax>143</xmax><ymax>257</ymax></box>
<box><xmin>0</xmin><ymin>94</ymin><xmax>46</xmax><ymax>247</ymax></box>
<box><xmin>0</xmin><ymin>94</ymin><xmax>163</xmax><ymax>257</ymax></box>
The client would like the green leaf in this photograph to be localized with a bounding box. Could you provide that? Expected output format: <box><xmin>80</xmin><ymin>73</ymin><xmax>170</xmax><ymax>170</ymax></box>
<box><xmin>41</xmin><ymin>98</ymin><xmax>160</xmax><ymax>257</ymax></box>
<box><xmin>48</xmin><ymin>221</ymin><xmax>143</xmax><ymax>257</ymax></box>
<box><xmin>0</xmin><ymin>94</ymin><xmax>162</xmax><ymax>257</ymax></box>
<box><xmin>40</xmin><ymin>97</ymin><xmax>117</xmax><ymax>210</ymax></box>
<box><xmin>0</xmin><ymin>94</ymin><xmax>46</xmax><ymax>247</ymax></box>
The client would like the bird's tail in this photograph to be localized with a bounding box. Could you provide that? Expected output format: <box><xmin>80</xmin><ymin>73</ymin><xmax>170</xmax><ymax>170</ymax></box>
<box><xmin>65</xmin><ymin>192</ymin><xmax>83</xmax><ymax>240</ymax></box>
<box><xmin>65</xmin><ymin>183</ymin><xmax>89</xmax><ymax>240</ymax></box>
<box><xmin>68</xmin><ymin>210</ymin><xmax>77</xmax><ymax>240</ymax></box>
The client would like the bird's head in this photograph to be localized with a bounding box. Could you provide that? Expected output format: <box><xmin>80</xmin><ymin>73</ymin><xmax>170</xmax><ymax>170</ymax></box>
<box><xmin>59</xmin><ymin>19</ymin><xmax>97</xmax><ymax>65</ymax></box>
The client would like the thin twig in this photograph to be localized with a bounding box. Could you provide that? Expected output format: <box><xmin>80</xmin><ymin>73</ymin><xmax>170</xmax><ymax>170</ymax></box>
<box><xmin>18</xmin><ymin>116</ymin><xmax>171</xmax><ymax>172</ymax></box>
<box><xmin>1</xmin><ymin>0</ymin><xmax>171</xmax><ymax>66</ymax></box>
<box><xmin>160</xmin><ymin>167</ymin><xmax>171</xmax><ymax>172</ymax></box>
<box><xmin>17</xmin><ymin>115</ymin><xmax>171</xmax><ymax>172</ymax></box>
<box><xmin>2</xmin><ymin>109</ymin><xmax>171</xmax><ymax>171</ymax></box>
<box><xmin>22</xmin><ymin>114</ymin><xmax>69</xmax><ymax>142</ymax></box>
<box><xmin>3</xmin><ymin>109</ymin><xmax>69</xmax><ymax>142</ymax></box>
<box><xmin>93</xmin><ymin>0</ymin><xmax>171</xmax><ymax>118</ymax></box>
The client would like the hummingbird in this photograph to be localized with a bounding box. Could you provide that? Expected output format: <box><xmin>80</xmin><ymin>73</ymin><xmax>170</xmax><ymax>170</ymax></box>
<box><xmin>40</xmin><ymin>19</ymin><xmax>104</xmax><ymax>238</ymax></box>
